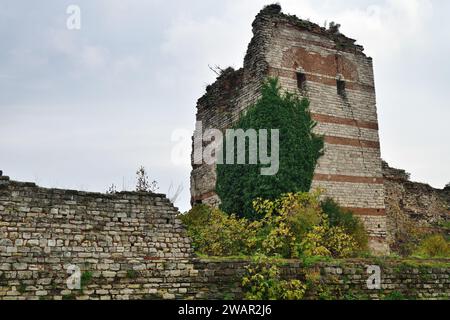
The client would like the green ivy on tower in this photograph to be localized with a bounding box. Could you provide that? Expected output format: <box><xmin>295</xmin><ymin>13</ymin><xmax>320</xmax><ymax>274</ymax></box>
<box><xmin>216</xmin><ymin>77</ymin><xmax>324</xmax><ymax>219</ymax></box>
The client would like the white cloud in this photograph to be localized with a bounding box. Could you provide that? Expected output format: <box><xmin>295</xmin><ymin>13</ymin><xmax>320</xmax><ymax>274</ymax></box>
<box><xmin>338</xmin><ymin>0</ymin><xmax>432</xmax><ymax>58</ymax></box>
<box><xmin>161</xmin><ymin>14</ymin><xmax>250</xmax><ymax>72</ymax></box>
<box><xmin>80</xmin><ymin>45</ymin><xmax>110</xmax><ymax>69</ymax></box>
<box><xmin>280</xmin><ymin>0</ymin><xmax>433</xmax><ymax>58</ymax></box>
<box><xmin>9</xmin><ymin>48</ymin><xmax>49</xmax><ymax>69</ymax></box>
<box><xmin>113</xmin><ymin>55</ymin><xmax>142</xmax><ymax>74</ymax></box>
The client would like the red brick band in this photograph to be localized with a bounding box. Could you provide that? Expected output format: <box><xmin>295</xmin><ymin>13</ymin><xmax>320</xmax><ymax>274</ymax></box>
<box><xmin>191</xmin><ymin>191</ymin><xmax>217</xmax><ymax>203</ymax></box>
<box><xmin>343</xmin><ymin>207</ymin><xmax>386</xmax><ymax>216</ymax></box>
<box><xmin>311</xmin><ymin>113</ymin><xmax>379</xmax><ymax>130</ymax></box>
<box><xmin>303</xmin><ymin>73</ymin><xmax>374</xmax><ymax>91</ymax></box>
<box><xmin>144</xmin><ymin>256</ymin><xmax>162</xmax><ymax>261</ymax></box>
<box><xmin>268</xmin><ymin>67</ymin><xmax>375</xmax><ymax>92</ymax></box>
<box><xmin>314</xmin><ymin>174</ymin><xmax>384</xmax><ymax>184</ymax></box>
<box><xmin>324</xmin><ymin>136</ymin><xmax>380</xmax><ymax>149</ymax></box>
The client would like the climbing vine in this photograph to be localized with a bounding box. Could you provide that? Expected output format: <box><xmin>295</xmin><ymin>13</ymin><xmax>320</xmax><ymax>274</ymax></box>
<box><xmin>216</xmin><ymin>77</ymin><xmax>324</xmax><ymax>219</ymax></box>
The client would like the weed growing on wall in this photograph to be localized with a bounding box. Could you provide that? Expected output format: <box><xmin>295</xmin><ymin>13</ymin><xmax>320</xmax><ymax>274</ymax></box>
<box><xmin>242</xmin><ymin>255</ymin><xmax>307</xmax><ymax>300</ymax></box>
<box><xmin>414</xmin><ymin>234</ymin><xmax>450</xmax><ymax>258</ymax></box>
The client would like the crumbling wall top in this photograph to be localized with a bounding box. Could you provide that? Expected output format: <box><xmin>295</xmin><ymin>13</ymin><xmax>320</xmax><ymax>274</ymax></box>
<box><xmin>0</xmin><ymin>177</ymin><xmax>171</xmax><ymax>202</ymax></box>
<box><xmin>254</xmin><ymin>4</ymin><xmax>365</xmax><ymax>55</ymax></box>
<box><xmin>197</xmin><ymin>67</ymin><xmax>244</xmax><ymax>111</ymax></box>
<box><xmin>382</xmin><ymin>161</ymin><xmax>411</xmax><ymax>182</ymax></box>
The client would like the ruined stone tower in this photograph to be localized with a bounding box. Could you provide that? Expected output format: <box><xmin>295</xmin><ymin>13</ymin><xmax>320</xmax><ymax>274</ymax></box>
<box><xmin>190</xmin><ymin>5</ymin><xmax>389</xmax><ymax>254</ymax></box>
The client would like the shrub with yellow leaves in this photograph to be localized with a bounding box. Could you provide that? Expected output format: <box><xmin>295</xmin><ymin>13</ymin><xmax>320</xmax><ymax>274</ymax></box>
<box><xmin>180</xmin><ymin>204</ymin><xmax>256</xmax><ymax>256</ymax></box>
<box><xmin>242</xmin><ymin>255</ymin><xmax>307</xmax><ymax>300</ymax></box>
<box><xmin>300</xmin><ymin>224</ymin><xmax>357</xmax><ymax>258</ymax></box>
<box><xmin>182</xmin><ymin>190</ymin><xmax>364</xmax><ymax>259</ymax></box>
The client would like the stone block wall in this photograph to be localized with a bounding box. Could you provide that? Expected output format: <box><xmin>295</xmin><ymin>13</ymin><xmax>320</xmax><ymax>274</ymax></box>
<box><xmin>190</xmin><ymin>5</ymin><xmax>388</xmax><ymax>254</ymax></box>
<box><xmin>0</xmin><ymin>175</ymin><xmax>195</xmax><ymax>300</ymax></box>
<box><xmin>192</xmin><ymin>259</ymin><xmax>449</xmax><ymax>300</ymax></box>
<box><xmin>0</xmin><ymin>175</ymin><xmax>448</xmax><ymax>300</ymax></box>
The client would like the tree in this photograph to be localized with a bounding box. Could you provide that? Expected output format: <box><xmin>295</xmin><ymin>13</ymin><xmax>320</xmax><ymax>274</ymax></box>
<box><xmin>216</xmin><ymin>78</ymin><xmax>324</xmax><ymax>219</ymax></box>
<box><xmin>135</xmin><ymin>166</ymin><xmax>159</xmax><ymax>193</ymax></box>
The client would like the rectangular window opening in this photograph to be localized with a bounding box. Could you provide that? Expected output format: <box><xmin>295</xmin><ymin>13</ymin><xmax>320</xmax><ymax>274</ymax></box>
<box><xmin>296</xmin><ymin>72</ymin><xmax>306</xmax><ymax>92</ymax></box>
<box><xmin>337</xmin><ymin>79</ymin><xmax>346</xmax><ymax>97</ymax></box>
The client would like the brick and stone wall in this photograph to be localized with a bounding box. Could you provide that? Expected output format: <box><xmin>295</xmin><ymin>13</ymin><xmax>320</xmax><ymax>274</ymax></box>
<box><xmin>383</xmin><ymin>161</ymin><xmax>450</xmax><ymax>252</ymax></box>
<box><xmin>190</xmin><ymin>5</ymin><xmax>388</xmax><ymax>254</ymax></box>
<box><xmin>192</xmin><ymin>258</ymin><xmax>449</xmax><ymax>300</ymax></box>
<box><xmin>0</xmin><ymin>175</ymin><xmax>448</xmax><ymax>300</ymax></box>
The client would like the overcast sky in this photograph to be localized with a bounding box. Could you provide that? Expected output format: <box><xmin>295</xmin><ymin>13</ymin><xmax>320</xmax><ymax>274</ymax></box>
<box><xmin>0</xmin><ymin>0</ymin><xmax>449</xmax><ymax>212</ymax></box>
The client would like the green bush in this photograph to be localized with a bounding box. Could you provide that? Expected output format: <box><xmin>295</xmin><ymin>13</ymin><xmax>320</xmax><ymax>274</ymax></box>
<box><xmin>415</xmin><ymin>234</ymin><xmax>450</xmax><ymax>258</ymax></box>
<box><xmin>321</xmin><ymin>198</ymin><xmax>369</xmax><ymax>252</ymax></box>
<box><xmin>182</xmin><ymin>191</ymin><xmax>365</xmax><ymax>259</ymax></box>
<box><xmin>300</xmin><ymin>224</ymin><xmax>357</xmax><ymax>258</ymax></box>
<box><xmin>242</xmin><ymin>255</ymin><xmax>306</xmax><ymax>300</ymax></box>
<box><xmin>216</xmin><ymin>77</ymin><xmax>324</xmax><ymax>219</ymax></box>
<box><xmin>180</xmin><ymin>205</ymin><xmax>256</xmax><ymax>256</ymax></box>
<box><xmin>180</xmin><ymin>204</ymin><xmax>211</xmax><ymax>229</ymax></box>
<box><xmin>251</xmin><ymin>190</ymin><xmax>325</xmax><ymax>258</ymax></box>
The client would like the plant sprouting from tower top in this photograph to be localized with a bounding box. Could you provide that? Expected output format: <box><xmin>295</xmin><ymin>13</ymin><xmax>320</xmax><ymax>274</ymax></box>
<box><xmin>328</xmin><ymin>21</ymin><xmax>341</xmax><ymax>34</ymax></box>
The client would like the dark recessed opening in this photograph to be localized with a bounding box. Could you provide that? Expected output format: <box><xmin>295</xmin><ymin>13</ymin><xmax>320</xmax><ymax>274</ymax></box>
<box><xmin>337</xmin><ymin>79</ymin><xmax>346</xmax><ymax>97</ymax></box>
<box><xmin>166</xmin><ymin>218</ymin><xmax>170</xmax><ymax>224</ymax></box>
<box><xmin>296</xmin><ymin>72</ymin><xmax>306</xmax><ymax>91</ymax></box>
